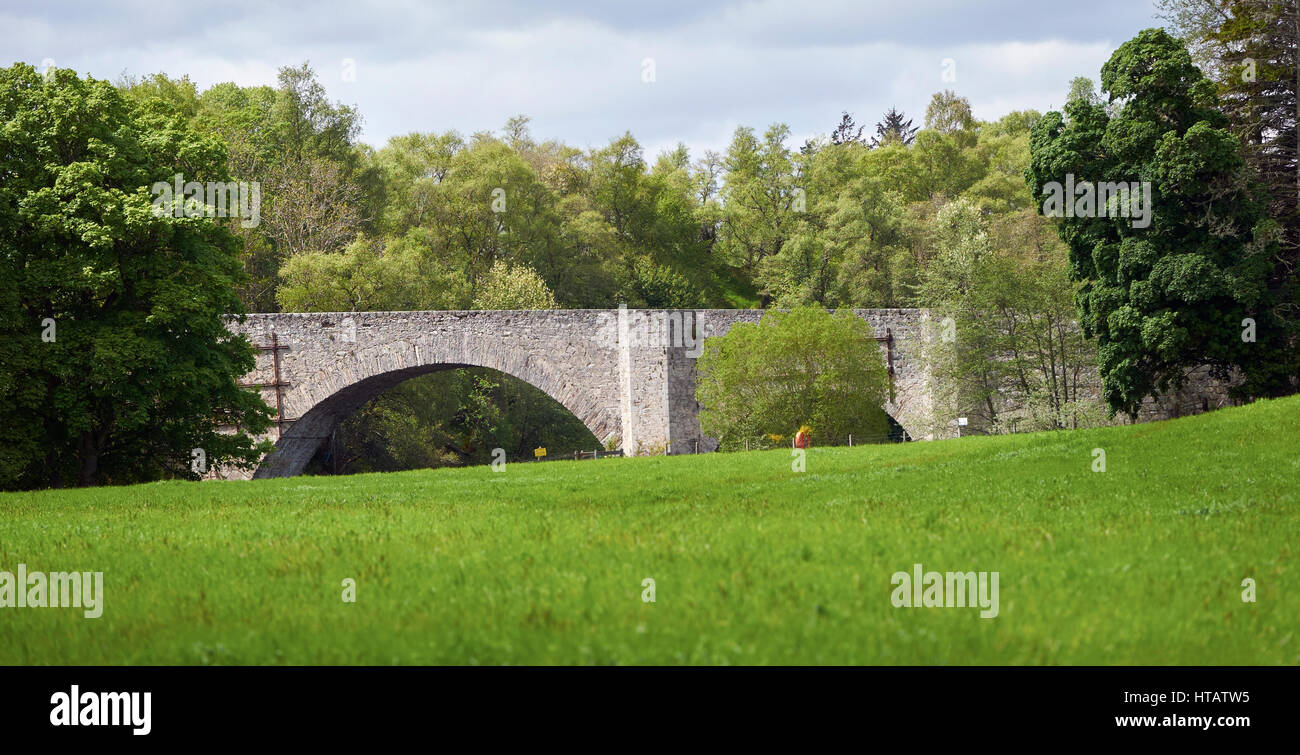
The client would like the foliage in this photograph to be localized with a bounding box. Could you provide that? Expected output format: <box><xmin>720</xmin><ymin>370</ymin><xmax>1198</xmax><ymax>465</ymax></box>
<box><xmin>1027</xmin><ymin>28</ymin><xmax>1289</xmax><ymax>416</ymax></box>
<box><xmin>871</xmin><ymin>106</ymin><xmax>919</xmax><ymax>147</ymax></box>
<box><xmin>1157</xmin><ymin>0</ymin><xmax>1299</xmax><ymax>382</ymax></box>
<box><xmin>695</xmin><ymin>307</ymin><xmax>891</xmax><ymax>449</ymax></box>
<box><xmin>0</xmin><ymin>64</ymin><xmax>272</xmax><ymax>489</ymax></box>
<box><xmin>472</xmin><ymin>261</ymin><xmax>558</xmax><ymax>310</ymax></box>
<box><xmin>924</xmin><ymin>90</ymin><xmax>976</xmax><ymax>146</ymax></box>
<box><xmin>260</xmin><ymin>153</ymin><xmax>364</xmax><ymax>257</ymax></box>
<box><xmin>830</xmin><ymin>111</ymin><xmax>866</xmax><ymax>145</ymax></box>
<box><xmin>276</xmin><ymin>233</ymin><xmax>466</xmax><ymax>312</ymax></box>
<box><xmin>918</xmin><ymin>200</ymin><xmax>1100</xmax><ymax>433</ymax></box>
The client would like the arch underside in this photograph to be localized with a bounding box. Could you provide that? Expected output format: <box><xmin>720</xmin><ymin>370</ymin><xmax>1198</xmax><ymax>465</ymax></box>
<box><xmin>253</xmin><ymin>361</ymin><xmax>617</xmax><ymax>479</ymax></box>
<box><xmin>883</xmin><ymin>400</ymin><xmax>917</xmax><ymax>442</ymax></box>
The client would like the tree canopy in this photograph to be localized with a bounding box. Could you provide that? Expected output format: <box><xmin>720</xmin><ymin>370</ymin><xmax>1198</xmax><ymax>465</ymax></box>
<box><xmin>695</xmin><ymin>307</ymin><xmax>892</xmax><ymax>449</ymax></box>
<box><xmin>0</xmin><ymin>63</ymin><xmax>272</xmax><ymax>488</ymax></box>
<box><xmin>1027</xmin><ymin>28</ymin><xmax>1291</xmax><ymax>416</ymax></box>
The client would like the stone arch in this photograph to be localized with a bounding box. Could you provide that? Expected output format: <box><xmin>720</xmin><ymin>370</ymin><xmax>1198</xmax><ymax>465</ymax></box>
<box><xmin>252</xmin><ymin>335</ymin><xmax>620</xmax><ymax>478</ymax></box>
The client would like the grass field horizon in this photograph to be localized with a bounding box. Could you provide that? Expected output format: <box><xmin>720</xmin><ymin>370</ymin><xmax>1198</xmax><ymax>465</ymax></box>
<box><xmin>2</xmin><ymin>396</ymin><xmax>1297</xmax><ymax>665</ymax></box>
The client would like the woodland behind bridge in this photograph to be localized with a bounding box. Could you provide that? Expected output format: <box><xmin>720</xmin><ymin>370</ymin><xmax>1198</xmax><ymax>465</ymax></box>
<box><xmin>118</xmin><ymin>2</ymin><xmax>1300</xmax><ymax>473</ymax></box>
<box><xmin>5</xmin><ymin>0</ymin><xmax>1295</xmax><ymax>484</ymax></box>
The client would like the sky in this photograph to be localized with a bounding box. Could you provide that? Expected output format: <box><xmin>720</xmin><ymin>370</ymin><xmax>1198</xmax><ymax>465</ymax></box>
<box><xmin>3</xmin><ymin>0</ymin><xmax>1166</xmax><ymax>159</ymax></box>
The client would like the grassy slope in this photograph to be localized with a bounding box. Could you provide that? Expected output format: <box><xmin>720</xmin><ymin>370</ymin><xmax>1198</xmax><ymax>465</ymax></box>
<box><xmin>1</xmin><ymin>396</ymin><xmax>1297</xmax><ymax>665</ymax></box>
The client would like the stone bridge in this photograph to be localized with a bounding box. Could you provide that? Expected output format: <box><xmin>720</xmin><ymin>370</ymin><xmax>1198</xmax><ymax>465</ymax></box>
<box><xmin>225</xmin><ymin>308</ymin><xmax>939</xmax><ymax>478</ymax></box>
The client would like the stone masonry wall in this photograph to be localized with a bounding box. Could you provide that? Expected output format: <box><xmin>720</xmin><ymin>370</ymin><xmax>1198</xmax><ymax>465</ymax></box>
<box><xmin>221</xmin><ymin>307</ymin><xmax>1236</xmax><ymax>478</ymax></box>
<box><xmin>223</xmin><ymin>308</ymin><xmax>936</xmax><ymax>477</ymax></box>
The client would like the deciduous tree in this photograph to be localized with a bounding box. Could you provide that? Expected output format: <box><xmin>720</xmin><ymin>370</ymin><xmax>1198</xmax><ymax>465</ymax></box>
<box><xmin>1027</xmin><ymin>28</ymin><xmax>1290</xmax><ymax>415</ymax></box>
<box><xmin>0</xmin><ymin>64</ymin><xmax>272</xmax><ymax>488</ymax></box>
<box><xmin>695</xmin><ymin>307</ymin><xmax>891</xmax><ymax>449</ymax></box>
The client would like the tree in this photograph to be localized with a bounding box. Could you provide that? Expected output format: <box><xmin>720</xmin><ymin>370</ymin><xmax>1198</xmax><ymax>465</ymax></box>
<box><xmin>261</xmin><ymin>154</ymin><xmax>364</xmax><ymax>257</ymax></box>
<box><xmin>717</xmin><ymin>124</ymin><xmax>801</xmax><ymax>302</ymax></box>
<box><xmin>189</xmin><ymin>81</ymin><xmax>283</xmax><ymax>311</ymax></box>
<box><xmin>966</xmin><ymin>110</ymin><xmax>1041</xmax><ymax>213</ymax></box>
<box><xmin>117</xmin><ymin>72</ymin><xmax>200</xmax><ymax>119</ymax></box>
<box><xmin>272</xmin><ymin>62</ymin><xmax>362</xmax><ymax>165</ymax></box>
<box><xmin>371</xmin><ymin>130</ymin><xmax>465</xmax><ymax>235</ymax></box>
<box><xmin>695</xmin><ymin>307</ymin><xmax>892</xmax><ymax>449</ymax></box>
<box><xmin>472</xmin><ymin>260</ymin><xmax>559</xmax><ymax>309</ymax></box>
<box><xmin>871</xmin><ymin>107</ymin><xmax>919</xmax><ymax>147</ymax></box>
<box><xmin>0</xmin><ymin>64</ymin><xmax>272</xmax><ymax>489</ymax></box>
<box><xmin>1027</xmin><ymin>28</ymin><xmax>1290</xmax><ymax>416</ymax></box>
<box><xmin>924</xmin><ymin>90</ymin><xmax>976</xmax><ymax>146</ymax></box>
<box><xmin>1066</xmin><ymin>76</ymin><xmax>1102</xmax><ymax>107</ymax></box>
<box><xmin>690</xmin><ymin>149</ymin><xmax>725</xmax><ymax>255</ymax></box>
<box><xmin>423</xmin><ymin>136</ymin><xmax>566</xmax><ymax>292</ymax></box>
<box><xmin>1157</xmin><ymin>0</ymin><xmax>1298</xmax><ymax>376</ymax></box>
<box><xmin>276</xmin><ymin>233</ymin><xmax>466</xmax><ymax>312</ymax></box>
<box><xmin>830</xmin><ymin>111</ymin><xmax>866</xmax><ymax>145</ymax></box>
<box><xmin>918</xmin><ymin>200</ymin><xmax>1100</xmax><ymax>432</ymax></box>
<box><xmin>759</xmin><ymin>175</ymin><xmax>908</xmax><ymax>308</ymax></box>
<box><xmin>909</xmin><ymin>130</ymin><xmax>984</xmax><ymax>200</ymax></box>
<box><xmin>176</xmin><ymin>64</ymin><xmax>369</xmax><ymax>312</ymax></box>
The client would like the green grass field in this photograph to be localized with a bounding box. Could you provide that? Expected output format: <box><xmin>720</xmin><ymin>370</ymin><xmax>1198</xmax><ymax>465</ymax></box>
<box><xmin>2</xmin><ymin>396</ymin><xmax>1297</xmax><ymax>665</ymax></box>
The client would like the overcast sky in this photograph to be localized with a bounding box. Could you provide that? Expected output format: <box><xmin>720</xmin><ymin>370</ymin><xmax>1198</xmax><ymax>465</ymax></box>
<box><xmin>4</xmin><ymin>0</ymin><xmax>1165</xmax><ymax>159</ymax></box>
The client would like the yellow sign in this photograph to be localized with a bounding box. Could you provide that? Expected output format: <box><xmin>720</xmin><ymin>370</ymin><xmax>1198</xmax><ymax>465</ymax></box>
<box><xmin>534</xmin><ymin>447</ymin><xmax>547</xmax><ymax>458</ymax></box>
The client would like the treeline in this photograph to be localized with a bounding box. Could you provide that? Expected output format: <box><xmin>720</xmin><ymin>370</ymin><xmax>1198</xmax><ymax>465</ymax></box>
<box><xmin>117</xmin><ymin>66</ymin><xmax>1059</xmax><ymax>317</ymax></box>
